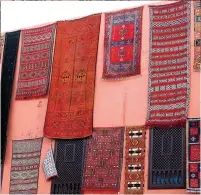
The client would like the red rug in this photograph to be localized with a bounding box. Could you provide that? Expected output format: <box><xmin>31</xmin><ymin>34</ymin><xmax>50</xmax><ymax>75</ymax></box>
<box><xmin>187</xmin><ymin>119</ymin><xmax>200</xmax><ymax>193</ymax></box>
<box><xmin>194</xmin><ymin>0</ymin><xmax>201</xmax><ymax>71</ymax></box>
<box><xmin>124</xmin><ymin>126</ymin><xmax>145</xmax><ymax>194</ymax></box>
<box><xmin>103</xmin><ymin>7</ymin><xmax>143</xmax><ymax>79</ymax></box>
<box><xmin>16</xmin><ymin>24</ymin><xmax>56</xmax><ymax>100</ymax></box>
<box><xmin>146</xmin><ymin>1</ymin><xmax>191</xmax><ymax>126</ymax></box>
<box><xmin>44</xmin><ymin>15</ymin><xmax>101</xmax><ymax>139</ymax></box>
<box><xmin>82</xmin><ymin>127</ymin><xmax>124</xmax><ymax>194</ymax></box>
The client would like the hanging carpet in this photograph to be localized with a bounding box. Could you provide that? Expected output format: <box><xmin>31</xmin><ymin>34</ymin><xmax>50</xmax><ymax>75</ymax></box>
<box><xmin>82</xmin><ymin>127</ymin><xmax>124</xmax><ymax>194</ymax></box>
<box><xmin>0</xmin><ymin>34</ymin><xmax>5</xmax><ymax>63</ymax></box>
<box><xmin>44</xmin><ymin>14</ymin><xmax>101</xmax><ymax>139</ymax></box>
<box><xmin>16</xmin><ymin>24</ymin><xmax>56</xmax><ymax>100</ymax></box>
<box><xmin>124</xmin><ymin>126</ymin><xmax>145</xmax><ymax>194</ymax></box>
<box><xmin>194</xmin><ymin>0</ymin><xmax>201</xmax><ymax>71</ymax></box>
<box><xmin>186</xmin><ymin>119</ymin><xmax>200</xmax><ymax>193</ymax></box>
<box><xmin>51</xmin><ymin>139</ymin><xmax>86</xmax><ymax>194</ymax></box>
<box><xmin>103</xmin><ymin>7</ymin><xmax>143</xmax><ymax>79</ymax></box>
<box><xmin>9</xmin><ymin>138</ymin><xmax>43</xmax><ymax>194</ymax></box>
<box><xmin>146</xmin><ymin>1</ymin><xmax>191</xmax><ymax>126</ymax></box>
<box><xmin>1</xmin><ymin>31</ymin><xmax>20</xmax><ymax>165</ymax></box>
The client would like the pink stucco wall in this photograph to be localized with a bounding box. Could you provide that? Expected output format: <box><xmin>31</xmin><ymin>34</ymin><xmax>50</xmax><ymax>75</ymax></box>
<box><xmin>1</xmin><ymin>1</ymin><xmax>200</xmax><ymax>194</ymax></box>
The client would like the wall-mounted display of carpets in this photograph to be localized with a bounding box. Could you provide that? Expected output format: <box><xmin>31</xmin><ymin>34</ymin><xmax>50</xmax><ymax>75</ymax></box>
<box><xmin>1</xmin><ymin>0</ymin><xmax>201</xmax><ymax>194</ymax></box>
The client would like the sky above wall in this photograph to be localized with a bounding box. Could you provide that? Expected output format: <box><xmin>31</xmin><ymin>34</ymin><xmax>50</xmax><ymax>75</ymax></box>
<box><xmin>1</xmin><ymin>1</ymin><xmax>158</xmax><ymax>32</ymax></box>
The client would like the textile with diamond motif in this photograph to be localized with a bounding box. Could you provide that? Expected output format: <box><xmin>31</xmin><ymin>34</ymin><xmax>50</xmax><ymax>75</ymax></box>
<box><xmin>187</xmin><ymin>119</ymin><xmax>201</xmax><ymax>193</ymax></box>
<box><xmin>82</xmin><ymin>127</ymin><xmax>124</xmax><ymax>194</ymax></box>
<box><xmin>124</xmin><ymin>126</ymin><xmax>145</xmax><ymax>194</ymax></box>
<box><xmin>194</xmin><ymin>0</ymin><xmax>201</xmax><ymax>71</ymax></box>
<box><xmin>9</xmin><ymin>138</ymin><xmax>42</xmax><ymax>194</ymax></box>
<box><xmin>44</xmin><ymin>15</ymin><xmax>101</xmax><ymax>139</ymax></box>
<box><xmin>103</xmin><ymin>7</ymin><xmax>143</xmax><ymax>79</ymax></box>
<box><xmin>146</xmin><ymin>1</ymin><xmax>191</xmax><ymax>126</ymax></box>
<box><xmin>16</xmin><ymin>24</ymin><xmax>55</xmax><ymax>100</ymax></box>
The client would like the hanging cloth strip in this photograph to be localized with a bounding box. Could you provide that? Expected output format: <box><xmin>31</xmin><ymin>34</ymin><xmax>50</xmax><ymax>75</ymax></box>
<box><xmin>103</xmin><ymin>6</ymin><xmax>143</xmax><ymax>80</ymax></box>
<box><xmin>43</xmin><ymin>145</ymin><xmax>58</xmax><ymax>180</ymax></box>
<box><xmin>1</xmin><ymin>31</ymin><xmax>20</xmax><ymax>165</ymax></box>
<box><xmin>124</xmin><ymin>126</ymin><xmax>145</xmax><ymax>194</ymax></box>
<box><xmin>186</xmin><ymin>118</ymin><xmax>200</xmax><ymax>193</ymax></box>
<box><xmin>0</xmin><ymin>34</ymin><xmax>5</xmax><ymax>63</ymax></box>
<box><xmin>15</xmin><ymin>24</ymin><xmax>56</xmax><ymax>100</ymax></box>
<box><xmin>146</xmin><ymin>1</ymin><xmax>191</xmax><ymax>127</ymax></box>
<box><xmin>51</xmin><ymin>139</ymin><xmax>86</xmax><ymax>194</ymax></box>
<box><xmin>194</xmin><ymin>0</ymin><xmax>201</xmax><ymax>71</ymax></box>
<box><xmin>82</xmin><ymin>127</ymin><xmax>124</xmax><ymax>194</ymax></box>
<box><xmin>9</xmin><ymin>138</ymin><xmax>43</xmax><ymax>194</ymax></box>
<box><xmin>44</xmin><ymin>14</ymin><xmax>101</xmax><ymax>139</ymax></box>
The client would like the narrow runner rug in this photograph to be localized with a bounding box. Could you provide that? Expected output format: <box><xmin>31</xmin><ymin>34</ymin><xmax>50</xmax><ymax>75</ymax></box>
<box><xmin>187</xmin><ymin>119</ymin><xmax>200</xmax><ymax>193</ymax></box>
<box><xmin>124</xmin><ymin>126</ymin><xmax>145</xmax><ymax>194</ymax></box>
<box><xmin>103</xmin><ymin>7</ymin><xmax>143</xmax><ymax>79</ymax></box>
<box><xmin>146</xmin><ymin>1</ymin><xmax>191</xmax><ymax>126</ymax></box>
<box><xmin>44</xmin><ymin>14</ymin><xmax>101</xmax><ymax>139</ymax></box>
<box><xmin>9</xmin><ymin>138</ymin><xmax>43</xmax><ymax>194</ymax></box>
<box><xmin>1</xmin><ymin>31</ymin><xmax>20</xmax><ymax>166</ymax></box>
<box><xmin>51</xmin><ymin>139</ymin><xmax>86</xmax><ymax>194</ymax></box>
<box><xmin>194</xmin><ymin>0</ymin><xmax>201</xmax><ymax>71</ymax></box>
<box><xmin>82</xmin><ymin>127</ymin><xmax>124</xmax><ymax>194</ymax></box>
<box><xmin>15</xmin><ymin>24</ymin><xmax>56</xmax><ymax>100</ymax></box>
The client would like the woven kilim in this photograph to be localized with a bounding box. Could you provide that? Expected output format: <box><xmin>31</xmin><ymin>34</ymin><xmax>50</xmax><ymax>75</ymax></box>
<box><xmin>43</xmin><ymin>146</ymin><xmax>58</xmax><ymax>180</ymax></box>
<box><xmin>124</xmin><ymin>126</ymin><xmax>145</xmax><ymax>194</ymax></box>
<box><xmin>51</xmin><ymin>139</ymin><xmax>86</xmax><ymax>194</ymax></box>
<box><xmin>44</xmin><ymin>15</ymin><xmax>101</xmax><ymax>139</ymax></box>
<box><xmin>1</xmin><ymin>31</ymin><xmax>20</xmax><ymax>165</ymax></box>
<box><xmin>187</xmin><ymin>119</ymin><xmax>201</xmax><ymax>193</ymax></box>
<box><xmin>9</xmin><ymin>138</ymin><xmax>43</xmax><ymax>194</ymax></box>
<box><xmin>103</xmin><ymin>7</ymin><xmax>143</xmax><ymax>79</ymax></box>
<box><xmin>146</xmin><ymin>1</ymin><xmax>191</xmax><ymax>126</ymax></box>
<box><xmin>82</xmin><ymin>127</ymin><xmax>124</xmax><ymax>194</ymax></box>
<box><xmin>16</xmin><ymin>24</ymin><xmax>55</xmax><ymax>100</ymax></box>
<box><xmin>194</xmin><ymin>0</ymin><xmax>201</xmax><ymax>71</ymax></box>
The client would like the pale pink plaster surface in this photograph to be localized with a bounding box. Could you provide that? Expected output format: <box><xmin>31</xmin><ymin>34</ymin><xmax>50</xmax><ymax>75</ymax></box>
<box><xmin>1</xmin><ymin>1</ymin><xmax>200</xmax><ymax>194</ymax></box>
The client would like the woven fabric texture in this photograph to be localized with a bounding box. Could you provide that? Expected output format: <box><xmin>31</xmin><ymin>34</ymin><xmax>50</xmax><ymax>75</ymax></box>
<box><xmin>16</xmin><ymin>24</ymin><xmax>55</xmax><ymax>100</ymax></box>
<box><xmin>43</xmin><ymin>146</ymin><xmax>58</xmax><ymax>180</ymax></box>
<box><xmin>124</xmin><ymin>126</ymin><xmax>145</xmax><ymax>194</ymax></box>
<box><xmin>82</xmin><ymin>127</ymin><xmax>124</xmax><ymax>194</ymax></box>
<box><xmin>44</xmin><ymin>15</ymin><xmax>101</xmax><ymax>139</ymax></box>
<box><xmin>194</xmin><ymin>0</ymin><xmax>201</xmax><ymax>71</ymax></box>
<box><xmin>146</xmin><ymin>1</ymin><xmax>191</xmax><ymax>126</ymax></box>
<box><xmin>187</xmin><ymin>119</ymin><xmax>200</xmax><ymax>193</ymax></box>
<box><xmin>9</xmin><ymin>138</ymin><xmax>43</xmax><ymax>194</ymax></box>
<box><xmin>103</xmin><ymin>7</ymin><xmax>143</xmax><ymax>79</ymax></box>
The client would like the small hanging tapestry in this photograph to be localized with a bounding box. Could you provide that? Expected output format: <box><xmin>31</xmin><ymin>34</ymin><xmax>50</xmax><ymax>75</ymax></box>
<box><xmin>1</xmin><ymin>31</ymin><xmax>20</xmax><ymax>165</ymax></box>
<box><xmin>187</xmin><ymin>119</ymin><xmax>200</xmax><ymax>193</ymax></box>
<box><xmin>146</xmin><ymin>1</ymin><xmax>191</xmax><ymax>126</ymax></box>
<box><xmin>9</xmin><ymin>138</ymin><xmax>43</xmax><ymax>194</ymax></box>
<box><xmin>43</xmin><ymin>146</ymin><xmax>58</xmax><ymax>180</ymax></box>
<box><xmin>82</xmin><ymin>127</ymin><xmax>124</xmax><ymax>194</ymax></box>
<box><xmin>194</xmin><ymin>0</ymin><xmax>201</xmax><ymax>71</ymax></box>
<box><xmin>15</xmin><ymin>24</ymin><xmax>55</xmax><ymax>100</ymax></box>
<box><xmin>51</xmin><ymin>139</ymin><xmax>86</xmax><ymax>194</ymax></box>
<box><xmin>124</xmin><ymin>126</ymin><xmax>145</xmax><ymax>194</ymax></box>
<box><xmin>0</xmin><ymin>34</ymin><xmax>5</xmax><ymax>62</ymax></box>
<box><xmin>149</xmin><ymin>127</ymin><xmax>186</xmax><ymax>189</ymax></box>
<box><xmin>103</xmin><ymin>7</ymin><xmax>143</xmax><ymax>79</ymax></box>
<box><xmin>44</xmin><ymin>14</ymin><xmax>101</xmax><ymax>139</ymax></box>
